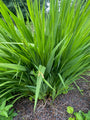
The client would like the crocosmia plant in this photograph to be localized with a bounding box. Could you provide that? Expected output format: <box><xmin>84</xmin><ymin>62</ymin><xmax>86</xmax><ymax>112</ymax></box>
<box><xmin>0</xmin><ymin>0</ymin><xmax>90</xmax><ymax>110</ymax></box>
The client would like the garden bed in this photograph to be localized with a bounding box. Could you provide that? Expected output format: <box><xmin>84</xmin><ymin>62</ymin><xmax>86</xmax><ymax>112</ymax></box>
<box><xmin>0</xmin><ymin>0</ymin><xmax>90</xmax><ymax>120</ymax></box>
<box><xmin>14</xmin><ymin>76</ymin><xmax>90</xmax><ymax>120</ymax></box>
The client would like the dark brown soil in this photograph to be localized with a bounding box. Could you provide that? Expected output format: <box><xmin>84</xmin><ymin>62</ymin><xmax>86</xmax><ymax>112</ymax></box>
<box><xmin>13</xmin><ymin>76</ymin><xmax>90</xmax><ymax>120</ymax></box>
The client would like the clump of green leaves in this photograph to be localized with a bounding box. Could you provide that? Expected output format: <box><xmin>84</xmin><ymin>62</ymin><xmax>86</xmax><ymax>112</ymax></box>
<box><xmin>0</xmin><ymin>0</ymin><xmax>90</xmax><ymax>111</ymax></box>
<box><xmin>67</xmin><ymin>106</ymin><xmax>90</xmax><ymax>120</ymax></box>
<box><xmin>0</xmin><ymin>98</ymin><xmax>17</xmax><ymax>120</ymax></box>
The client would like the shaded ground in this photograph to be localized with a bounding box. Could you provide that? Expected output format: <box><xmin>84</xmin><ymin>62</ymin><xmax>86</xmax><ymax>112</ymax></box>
<box><xmin>13</xmin><ymin>76</ymin><xmax>90</xmax><ymax>120</ymax></box>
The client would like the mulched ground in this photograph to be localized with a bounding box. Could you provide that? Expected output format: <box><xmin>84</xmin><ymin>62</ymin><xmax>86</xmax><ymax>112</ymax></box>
<box><xmin>13</xmin><ymin>75</ymin><xmax>90</xmax><ymax>120</ymax></box>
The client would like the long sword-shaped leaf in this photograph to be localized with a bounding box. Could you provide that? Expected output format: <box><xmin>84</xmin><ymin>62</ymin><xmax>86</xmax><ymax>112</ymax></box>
<box><xmin>0</xmin><ymin>63</ymin><xmax>26</xmax><ymax>71</ymax></box>
<box><xmin>34</xmin><ymin>65</ymin><xmax>46</xmax><ymax>111</ymax></box>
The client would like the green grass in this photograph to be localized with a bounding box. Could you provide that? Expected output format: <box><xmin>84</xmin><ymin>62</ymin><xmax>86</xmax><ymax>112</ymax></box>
<box><xmin>0</xmin><ymin>0</ymin><xmax>90</xmax><ymax>111</ymax></box>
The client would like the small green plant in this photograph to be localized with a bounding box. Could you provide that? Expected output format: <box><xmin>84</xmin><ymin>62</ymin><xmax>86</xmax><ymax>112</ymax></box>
<box><xmin>67</xmin><ymin>106</ymin><xmax>90</xmax><ymax>120</ymax></box>
<box><xmin>0</xmin><ymin>98</ymin><xmax>17</xmax><ymax>120</ymax></box>
<box><xmin>67</xmin><ymin>106</ymin><xmax>74</xmax><ymax>114</ymax></box>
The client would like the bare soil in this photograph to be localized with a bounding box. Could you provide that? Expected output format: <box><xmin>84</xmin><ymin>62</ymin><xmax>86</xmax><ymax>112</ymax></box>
<box><xmin>13</xmin><ymin>76</ymin><xmax>90</xmax><ymax>120</ymax></box>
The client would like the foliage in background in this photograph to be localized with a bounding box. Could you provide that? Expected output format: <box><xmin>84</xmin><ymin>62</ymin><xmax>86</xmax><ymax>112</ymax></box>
<box><xmin>0</xmin><ymin>0</ymin><xmax>90</xmax><ymax>111</ymax></box>
<box><xmin>67</xmin><ymin>106</ymin><xmax>90</xmax><ymax>120</ymax></box>
<box><xmin>1</xmin><ymin>0</ymin><xmax>87</xmax><ymax>18</ymax></box>
<box><xmin>0</xmin><ymin>0</ymin><xmax>28</xmax><ymax>19</ymax></box>
<box><xmin>0</xmin><ymin>0</ymin><xmax>44</xmax><ymax>19</ymax></box>
<box><xmin>0</xmin><ymin>0</ymin><xmax>87</xmax><ymax>16</ymax></box>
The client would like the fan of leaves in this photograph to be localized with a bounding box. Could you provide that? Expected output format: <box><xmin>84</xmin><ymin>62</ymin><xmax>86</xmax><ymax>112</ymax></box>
<box><xmin>0</xmin><ymin>0</ymin><xmax>90</xmax><ymax>110</ymax></box>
